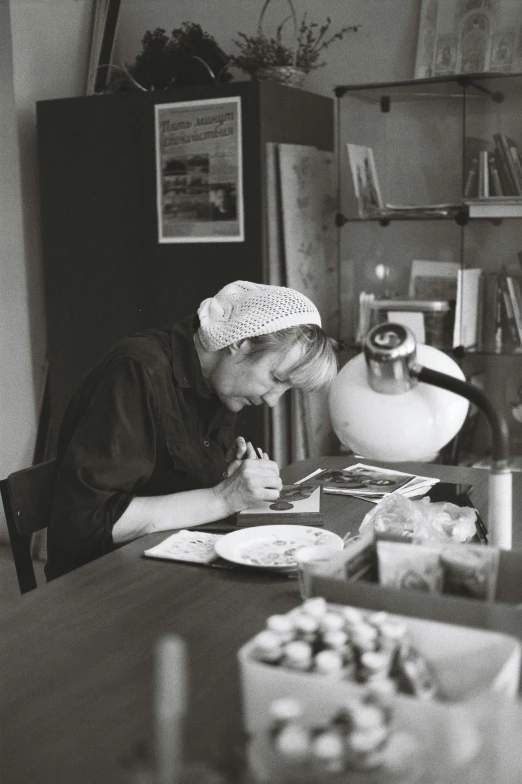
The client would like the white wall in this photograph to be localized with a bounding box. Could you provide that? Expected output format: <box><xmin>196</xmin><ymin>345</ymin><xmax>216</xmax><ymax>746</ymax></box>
<box><xmin>0</xmin><ymin>0</ymin><xmax>93</xmax><ymax>541</ymax></box>
<box><xmin>114</xmin><ymin>0</ymin><xmax>421</xmax><ymax>89</ymax></box>
<box><xmin>0</xmin><ymin>0</ymin><xmax>39</xmax><ymax>542</ymax></box>
<box><xmin>10</xmin><ymin>0</ymin><xmax>94</xmax><ymax>389</ymax></box>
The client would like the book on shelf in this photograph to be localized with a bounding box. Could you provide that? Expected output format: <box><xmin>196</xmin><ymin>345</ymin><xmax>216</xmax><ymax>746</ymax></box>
<box><xmin>505</xmin><ymin>136</ymin><xmax>522</xmax><ymax>191</ymax></box>
<box><xmin>493</xmin><ymin>148</ymin><xmax>514</xmax><ymax>196</ymax></box>
<box><xmin>498</xmin><ymin>275</ymin><xmax>522</xmax><ymax>348</ymax></box>
<box><xmin>488</xmin><ymin>153</ymin><xmax>503</xmax><ymax>196</ymax></box>
<box><xmin>481</xmin><ymin>273</ymin><xmax>503</xmax><ymax>353</ymax></box>
<box><xmin>505</xmin><ymin>276</ymin><xmax>522</xmax><ymax>344</ymax></box>
<box><xmin>467</xmin><ymin>150</ymin><xmax>503</xmax><ymax>198</ymax></box>
<box><xmin>493</xmin><ymin>133</ymin><xmax>522</xmax><ymax>196</ymax></box>
<box><xmin>480</xmin><ymin>273</ymin><xmax>522</xmax><ymax>353</ymax></box>
<box><xmin>464</xmin><ymin>156</ymin><xmax>479</xmax><ymax>198</ymax></box>
<box><xmin>453</xmin><ymin>268</ymin><xmax>482</xmax><ymax>349</ymax></box>
<box><xmin>463</xmin><ymin>134</ymin><xmax>522</xmax><ymax>198</ymax></box>
<box><xmin>464</xmin><ymin>196</ymin><xmax>522</xmax><ymax>218</ymax></box>
<box><xmin>463</xmin><ymin>136</ymin><xmax>490</xmax><ymax>198</ymax></box>
<box><xmin>477</xmin><ymin>150</ymin><xmax>489</xmax><ymax>198</ymax></box>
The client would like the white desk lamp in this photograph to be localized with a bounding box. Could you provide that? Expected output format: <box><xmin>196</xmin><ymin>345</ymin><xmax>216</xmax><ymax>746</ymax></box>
<box><xmin>329</xmin><ymin>323</ymin><xmax>512</xmax><ymax>549</ymax></box>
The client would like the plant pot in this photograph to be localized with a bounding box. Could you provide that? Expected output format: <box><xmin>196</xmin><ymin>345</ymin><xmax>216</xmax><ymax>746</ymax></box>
<box><xmin>255</xmin><ymin>65</ymin><xmax>306</xmax><ymax>88</ymax></box>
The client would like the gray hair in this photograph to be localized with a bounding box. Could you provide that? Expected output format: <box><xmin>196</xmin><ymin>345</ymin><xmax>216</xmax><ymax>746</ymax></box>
<box><xmin>244</xmin><ymin>324</ymin><xmax>338</xmax><ymax>392</ymax></box>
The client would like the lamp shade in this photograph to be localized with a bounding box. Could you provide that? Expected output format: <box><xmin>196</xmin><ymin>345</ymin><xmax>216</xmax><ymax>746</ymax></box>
<box><xmin>329</xmin><ymin>343</ymin><xmax>469</xmax><ymax>462</ymax></box>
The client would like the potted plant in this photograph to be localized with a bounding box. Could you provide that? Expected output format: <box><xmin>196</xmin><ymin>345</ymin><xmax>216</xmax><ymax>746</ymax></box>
<box><xmin>230</xmin><ymin>0</ymin><xmax>360</xmax><ymax>88</ymax></box>
<box><xmin>108</xmin><ymin>22</ymin><xmax>233</xmax><ymax>91</ymax></box>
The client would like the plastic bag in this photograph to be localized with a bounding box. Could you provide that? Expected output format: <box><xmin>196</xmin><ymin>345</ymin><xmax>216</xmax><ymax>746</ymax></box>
<box><xmin>418</xmin><ymin>500</ymin><xmax>477</xmax><ymax>544</ymax></box>
<box><xmin>359</xmin><ymin>493</ymin><xmax>426</xmax><ymax>539</ymax></box>
<box><xmin>359</xmin><ymin>493</ymin><xmax>477</xmax><ymax>544</ymax></box>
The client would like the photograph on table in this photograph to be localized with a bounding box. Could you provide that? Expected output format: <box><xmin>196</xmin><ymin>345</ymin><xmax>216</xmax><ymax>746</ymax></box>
<box><xmin>305</xmin><ymin>464</ymin><xmax>415</xmax><ymax>495</ymax></box>
<box><xmin>296</xmin><ymin>463</ymin><xmax>440</xmax><ymax>502</ymax></box>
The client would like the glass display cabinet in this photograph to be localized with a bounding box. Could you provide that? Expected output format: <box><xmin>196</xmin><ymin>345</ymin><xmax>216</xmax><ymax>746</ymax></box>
<box><xmin>334</xmin><ymin>72</ymin><xmax>522</xmax><ymax>464</ymax></box>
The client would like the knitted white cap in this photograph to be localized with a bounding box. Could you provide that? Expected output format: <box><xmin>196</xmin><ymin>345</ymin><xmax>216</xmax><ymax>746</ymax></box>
<box><xmin>197</xmin><ymin>280</ymin><xmax>322</xmax><ymax>351</ymax></box>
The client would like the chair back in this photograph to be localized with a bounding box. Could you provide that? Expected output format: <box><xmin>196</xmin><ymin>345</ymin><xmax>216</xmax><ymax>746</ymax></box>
<box><xmin>0</xmin><ymin>459</ymin><xmax>57</xmax><ymax>593</ymax></box>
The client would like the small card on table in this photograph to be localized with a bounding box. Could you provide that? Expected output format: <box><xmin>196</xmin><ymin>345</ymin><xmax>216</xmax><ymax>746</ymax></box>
<box><xmin>143</xmin><ymin>529</ymin><xmax>223</xmax><ymax>565</ymax></box>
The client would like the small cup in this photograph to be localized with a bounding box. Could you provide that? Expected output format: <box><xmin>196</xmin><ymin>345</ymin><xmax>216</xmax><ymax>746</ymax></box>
<box><xmin>294</xmin><ymin>545</ymin><xmax>342</xmax><ymax>600</ymax></box>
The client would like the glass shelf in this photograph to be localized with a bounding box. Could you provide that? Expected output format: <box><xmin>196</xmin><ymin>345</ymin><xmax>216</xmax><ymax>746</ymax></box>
<box><xmin>334</xmin><ymin>72</ymin><xmax>522</xmax><ymax>105</ymax></box>
<box><xmin>337</xmin><ymin>214</ymin><xmax>462</xmax><ymax>225</ymax></box>
<box><xmin>340</xmin><ymin>341</ymin><xmax>522</xmax><ymax>359</ymax></box>
<box><xmin>337</xmin><ymin>210</ymin><xmax>522</xmax><ymax>226</ymax></box>
<box><xmin>336</xmin><ymin>69</ymin><xmax>522</xmax><ymax>443</ymax></box>
<box><xmin>465</xmin><ymin>348</ymin><xmax>522</xmax><ymax>357</ymax></box>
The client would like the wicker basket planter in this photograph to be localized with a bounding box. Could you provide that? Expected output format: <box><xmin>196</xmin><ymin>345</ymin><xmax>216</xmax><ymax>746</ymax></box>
<box><xmin>255</xmin><ymin>64</ymin><xmax>306</xmax><ymax>88</ymax></box>
<box><xmin>232</xmin><ymin>0</ymin><xmax>358</xmax><ymax>91</ymax></box>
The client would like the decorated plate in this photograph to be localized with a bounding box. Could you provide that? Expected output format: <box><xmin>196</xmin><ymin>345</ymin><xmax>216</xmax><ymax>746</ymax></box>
<box><xmin>214</xmin><ymin>525</ymin><xmax>343</xmax><ymax>571</ymax></box>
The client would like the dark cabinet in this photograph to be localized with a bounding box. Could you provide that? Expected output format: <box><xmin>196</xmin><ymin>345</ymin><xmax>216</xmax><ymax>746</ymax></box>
<box><xmin>37</xmin><ymin>82</ymin><xmax>333</xmax><ymax>452</ymax></box>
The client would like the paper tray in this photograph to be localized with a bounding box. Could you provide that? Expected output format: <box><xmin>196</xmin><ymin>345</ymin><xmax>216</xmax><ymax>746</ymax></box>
<box><xmin>237</xmin><ymin>602</ymin><xmax>521</xmax><ymax>734</ymax></box>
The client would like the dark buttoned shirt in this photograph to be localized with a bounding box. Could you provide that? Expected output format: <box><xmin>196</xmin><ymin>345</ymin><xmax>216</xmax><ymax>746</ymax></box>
<box><xmin>45</xmin><ymin>315</ymin><xmax>236</xmax><ymax>580</ymax></box>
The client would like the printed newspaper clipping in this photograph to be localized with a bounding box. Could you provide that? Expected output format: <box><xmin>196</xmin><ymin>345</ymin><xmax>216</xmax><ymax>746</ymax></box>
<box><xmin>155</xmin><ymin>96</ymin><xmax>244</xmax><ymax>243</ymax></box>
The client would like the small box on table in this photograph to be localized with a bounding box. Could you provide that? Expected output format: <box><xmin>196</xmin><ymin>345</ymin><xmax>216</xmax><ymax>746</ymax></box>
<box><xmin>310</xmin><ymin>546</ymin><xmax>522</xmax><ymax>658</ymax></box>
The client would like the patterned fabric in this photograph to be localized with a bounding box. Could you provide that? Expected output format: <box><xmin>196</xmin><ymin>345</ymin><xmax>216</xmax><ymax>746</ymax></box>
<box><xmin>197</xmin><ymin>280</ymin><xmax>321</xmax><ymax>351</ymax></box>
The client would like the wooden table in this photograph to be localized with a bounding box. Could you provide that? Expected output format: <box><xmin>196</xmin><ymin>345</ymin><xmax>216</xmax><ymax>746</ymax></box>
<box><xmin>0</xmin><ymin>458</ymin><xmax>518</xmax><ymax>784</ymax></box>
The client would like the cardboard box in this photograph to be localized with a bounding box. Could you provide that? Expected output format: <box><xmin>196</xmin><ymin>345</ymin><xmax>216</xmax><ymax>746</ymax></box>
<box><xmin>310</xmin><ymin>548</ymin><xmax>522</xmax><ymax>679</ymax></box>
<box><xmin>237</xmin><ymin>603</ymin><xmax>521</xmax><ymax>735</ymax></box>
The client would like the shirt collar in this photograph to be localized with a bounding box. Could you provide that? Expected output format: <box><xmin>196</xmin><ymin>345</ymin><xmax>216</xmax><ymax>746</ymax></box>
<box><xmin>170</xmin><ymin>314</ymin><xmax>213</xmax><ymax>398</ymax></box>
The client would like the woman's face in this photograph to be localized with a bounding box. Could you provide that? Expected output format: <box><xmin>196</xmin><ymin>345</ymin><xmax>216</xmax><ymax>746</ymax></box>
<box><xmin>208</xmin><ymin>340</ymin><xmax>304</xmax><ymax>412</ymax></box>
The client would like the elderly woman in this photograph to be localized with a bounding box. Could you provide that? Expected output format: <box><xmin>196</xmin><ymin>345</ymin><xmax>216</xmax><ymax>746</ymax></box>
<box><xmin>46</xmin><ymin>281</ymin><xmax>338</xmax><ymax>580</ymax></box>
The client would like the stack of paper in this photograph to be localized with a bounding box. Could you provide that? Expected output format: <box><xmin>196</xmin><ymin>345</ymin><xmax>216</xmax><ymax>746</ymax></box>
<box><xmin>295</xmin><ymin>463</ymin><xmax>439</xmax><ymax>504</ymax></box>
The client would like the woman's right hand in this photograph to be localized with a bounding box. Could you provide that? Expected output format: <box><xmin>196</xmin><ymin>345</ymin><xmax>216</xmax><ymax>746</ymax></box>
<box><xmin>217</xmin><ymin>456</ymin><xmax>282</xmax><ymax>515</ymax></box>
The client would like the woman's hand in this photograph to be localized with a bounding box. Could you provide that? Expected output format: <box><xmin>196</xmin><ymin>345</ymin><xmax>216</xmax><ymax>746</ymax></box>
<box><xmin>225</xmin><ymin>437</ymin><xmax>268</xmax><ymax>477</ymax></box>
<box><xmin>217</xmin><ymin>447</ymin><xmax>282</xmax><ymax>515</ymax></box>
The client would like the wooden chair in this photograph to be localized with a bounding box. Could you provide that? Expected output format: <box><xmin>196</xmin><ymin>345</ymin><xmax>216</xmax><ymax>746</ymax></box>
<box><xmin>0</xmin><ymin>460</ymin><xmax>56</xmax><ymax>593</ymax></box>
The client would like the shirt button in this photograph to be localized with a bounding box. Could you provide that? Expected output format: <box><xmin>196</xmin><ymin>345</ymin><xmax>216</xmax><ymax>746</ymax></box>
<box><xmin>223</xmin><ymin>471</ymin><xmax>228</xmax><ymax>479</ymax></box>
<box><xmin>203</xmin><ymin>440</ymin><xmax>210</xmax><ymax>447</ymax></box>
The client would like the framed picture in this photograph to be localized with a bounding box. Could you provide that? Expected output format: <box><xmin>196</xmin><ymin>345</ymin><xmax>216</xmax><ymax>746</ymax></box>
<box><xmin>409</xmin><ymin>259</ymin><xmax>459</xmax><ymax>299</ymax></box>
<box><xmin>345</xmin><ymin>144</ymin><xmax>384</xmax><ymax>218</ymax></box>
<box><xmin>414</xmin><ymin>0</ymin><xmax>522</xmax><ymax>79</ymax></box>
<box><xmin>154</xmin><ymin>96</ymin><xmax>244</xmax><ymax>243</ymax></box>
<box><xmin>86</xmin><ymin>0</ymin><xmax>122</xmax><ymax>94</ymax></box>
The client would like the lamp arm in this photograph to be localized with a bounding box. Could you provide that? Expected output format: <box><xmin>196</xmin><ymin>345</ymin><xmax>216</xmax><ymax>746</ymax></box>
<box><xmin>360</xmin><ymin>322</ymin><xmax>511</xmax><ymax>548</ymax></box>
<box><xmin>412</xmin><ymin>363</ymin><xmax>512</xmax><ymax>550</ymax></box>
<box><xmin>412</xmin><ymin>365</ymin><xmax>510</xmax><ymax>466</ymax></box>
